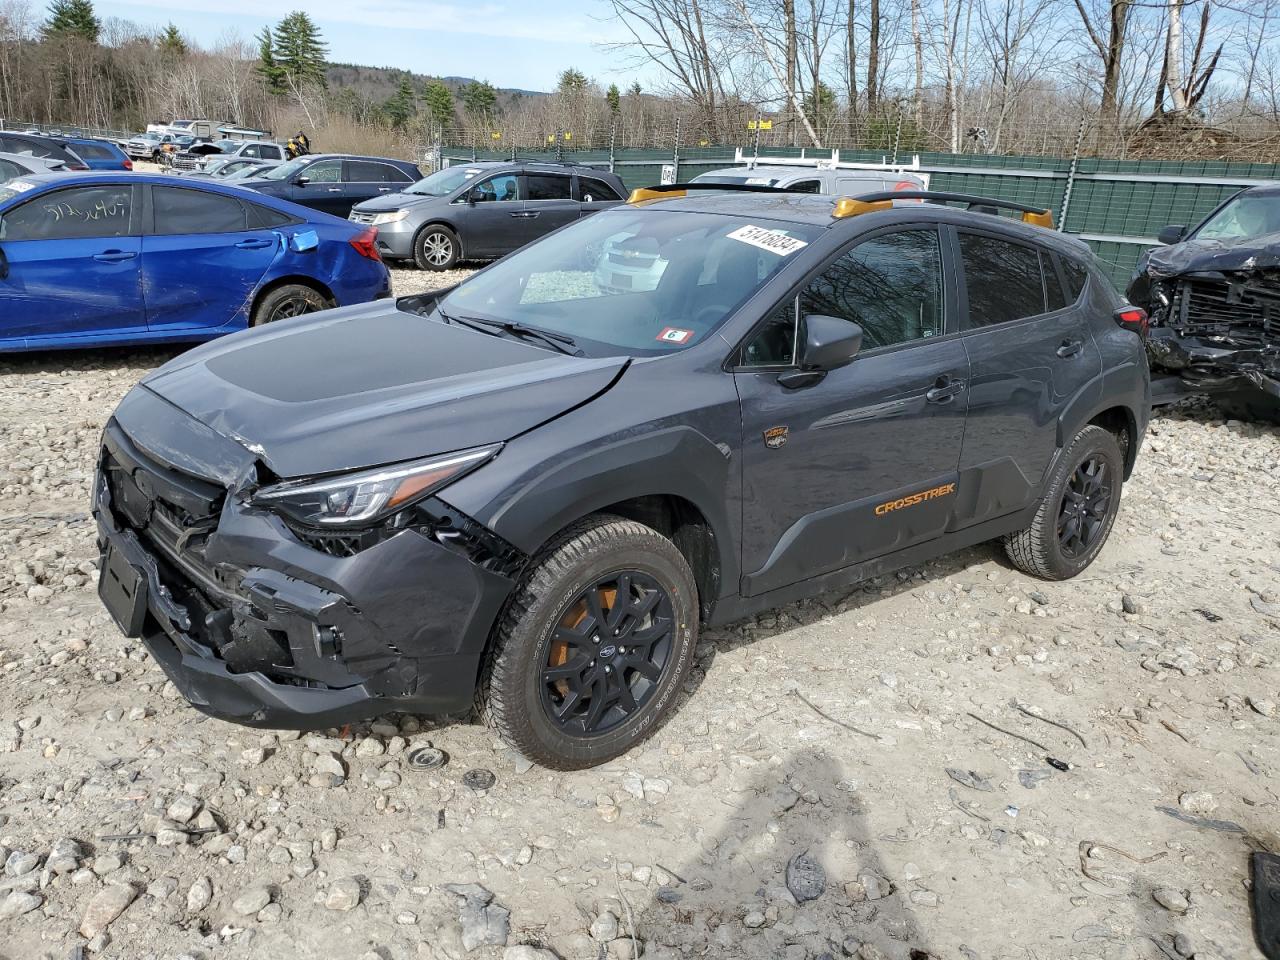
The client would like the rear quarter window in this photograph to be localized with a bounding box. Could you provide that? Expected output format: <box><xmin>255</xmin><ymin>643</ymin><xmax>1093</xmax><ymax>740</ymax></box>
<box><xmin>959</xmin><ymin>233</ymin><xmax>1047</xmax><ymax>326</ymax></box>
<box><xmin>1061</xmin><ymin>257</ymin><xmax>1090</xmax><ymax>301</ymax></box>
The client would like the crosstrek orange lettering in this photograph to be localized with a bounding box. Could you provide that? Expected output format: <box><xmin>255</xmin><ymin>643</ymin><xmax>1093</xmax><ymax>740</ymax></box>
<box><xmin>874</xmin><ymin>482</ymin><xmax>957</xmax><ymax>517</ymax></box>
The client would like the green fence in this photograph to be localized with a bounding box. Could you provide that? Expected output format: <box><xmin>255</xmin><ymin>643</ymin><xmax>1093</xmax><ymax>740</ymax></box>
<box><xmin>442</xmin><ymin>145</ymin><xmax>1280</xmax><ymax>290</ymax></box>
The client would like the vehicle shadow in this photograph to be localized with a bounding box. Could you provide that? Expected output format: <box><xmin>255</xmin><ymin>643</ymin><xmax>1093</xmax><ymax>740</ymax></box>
<box><xmin>617</xmin><ymin>746</ymin><xmax>936</xmax><ymax>959</ymax></box>
<box><xmin>0</xmin><ymin>343</ymin><xmax>186</xmax><ymax>376</ymax></box>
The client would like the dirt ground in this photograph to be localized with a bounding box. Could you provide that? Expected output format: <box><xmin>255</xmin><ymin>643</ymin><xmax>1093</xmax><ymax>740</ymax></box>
<box><xmin>0</xmin><ymin>266</ymin><xmax>1277</xmax><ymax>960</ymax></box>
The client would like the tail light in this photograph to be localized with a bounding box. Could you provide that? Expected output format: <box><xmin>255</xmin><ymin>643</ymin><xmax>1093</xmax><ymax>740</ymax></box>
<box><xmin>349</xmin><ymin>227</ymin><xmax>382</xmax><ymax>262</ymax></box>
<box><xmin>123</xmin><ymin>160</ymin><xmax>133</xmax><ymax>171</ymax></box>
<box><xmin>894</xmin><ymin>180</ymin><xmax>923</xmax><ymax>203</ymax></box>
<box><xmin>1114</xmin><ymin>306</ymin><xmax>1148</xmax><ymax>338</ymax></box>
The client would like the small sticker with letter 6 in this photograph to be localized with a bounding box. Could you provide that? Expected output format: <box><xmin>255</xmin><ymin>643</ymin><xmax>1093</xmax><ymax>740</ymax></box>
<box><xmin>657</xmin><ymin>327</ymin><xmax>694</xmax><ymax>344</ymax></box>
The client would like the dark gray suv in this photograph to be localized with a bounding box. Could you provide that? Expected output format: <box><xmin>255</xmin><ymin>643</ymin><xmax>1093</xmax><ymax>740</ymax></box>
<box><xmin>348</xmin><ymin>160</ymin><xmax>627</xmax><ymax>269</ymax></box>
<box><xmin>94</xmin><ymin>186</ymin><xmax>1149</xmax><ymax>769</ymax></box>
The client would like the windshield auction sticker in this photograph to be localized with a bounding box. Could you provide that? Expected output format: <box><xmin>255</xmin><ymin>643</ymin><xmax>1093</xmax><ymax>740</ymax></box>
<box><xmin>727</xmin><ymin>224</ymin><xmax>808</xmax><ymax>256</ymax></box>
<box><xmin>657</xmin><ymin>327</ymin><xmax>695</xmax><ymax>344</ymax></box>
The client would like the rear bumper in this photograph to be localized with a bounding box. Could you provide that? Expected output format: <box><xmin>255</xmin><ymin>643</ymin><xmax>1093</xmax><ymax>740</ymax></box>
<box><xmin>93</xmin><ymin>402</ymin><xmax>521</xmax><ymax>728</ymax></box>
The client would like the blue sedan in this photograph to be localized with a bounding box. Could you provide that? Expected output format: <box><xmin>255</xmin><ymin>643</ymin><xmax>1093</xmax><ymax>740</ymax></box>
<box><xmin>0</xmin><ymin>172</ymin><xmax>392</xmax><ymax>352</ymax></box>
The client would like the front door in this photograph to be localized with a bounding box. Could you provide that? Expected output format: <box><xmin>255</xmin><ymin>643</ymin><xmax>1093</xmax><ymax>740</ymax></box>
<box><xmin>0</xmin><ymin>182</ymin><xmax>144</xmax><ymax>346</ymax></box>
<box><xmin>734</xmin><ymin>227</ymin><xmax>970</xmax><ymax>597</ymax></box>
<box><xmin>141</xmin><ymin>185</ymin><xmax>278</xmax><ymax>332</ymax></box>
<box><xmin>289</xmin><ymin>158</ymin><xmax>346</xmax><ymax>215</ymax></box>
<box><xmin>954</xmin><ymin>230</ymin><xmax>1103</xmax><ymax>525</ymax></box>
<box><xmin>456</xmin><ymin>172</ymin><xmax>524</xmax><ymax>259</ymax></box>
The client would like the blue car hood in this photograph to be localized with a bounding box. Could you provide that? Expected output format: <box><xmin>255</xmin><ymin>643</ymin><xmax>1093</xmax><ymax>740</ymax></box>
<box><xmin>138</xmin><ymin>301</ymin><xmax>626</xmax><ymax>478</ymax></box>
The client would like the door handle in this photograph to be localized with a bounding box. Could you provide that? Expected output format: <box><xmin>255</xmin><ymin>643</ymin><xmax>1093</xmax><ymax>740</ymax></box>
<box><xmin>926</xmin><ymin>376</ymin><xmax>964</xmax><ymax>403</ymax></box>
<box><xmin>1056</xmin><ymin>339</ymin><xmax>1083</xmax><ymax>358</ymax></box>
<box><xmin>235</xmin><ymin>238</ymin><xmax>273</xmax><ymax>250</ymax></box>
<box><xmin>326</xmin><ymin>187</ymin><xmax>342</xmax><ymax>193</ymax></box>
<box><xmin>93</xmin><ymin>250</ymin><xmax>136</xmax><ymax>263</ymax></box>
<box><xmin>509</xmin><ymin>211</ymin><xmax>537</xmax><ymax>218</ymax></box>
<box><xmin>377</xmin><ymin>187</ymin><xmax>392</xmax><ymax>192</ymax></box>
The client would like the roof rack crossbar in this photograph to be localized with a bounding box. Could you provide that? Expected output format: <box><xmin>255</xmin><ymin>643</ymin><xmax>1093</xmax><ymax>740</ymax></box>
<box><xmin>627</xmin><ymin>181</ymin><xmax>819</xmax><ymax>203</ymax></box>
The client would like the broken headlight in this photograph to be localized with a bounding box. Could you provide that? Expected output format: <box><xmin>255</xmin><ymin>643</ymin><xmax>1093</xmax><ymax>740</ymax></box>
<box><xmin>251</xmin><ymin>445</ymin><xmax>500</xmax><ymax>528</ymax></box>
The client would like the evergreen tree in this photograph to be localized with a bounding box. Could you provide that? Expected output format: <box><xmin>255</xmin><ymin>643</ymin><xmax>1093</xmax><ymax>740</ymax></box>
<box><xmin>256</xmin><ymin>26</ymin><xmax>285</xmax><ymax>94</ymax></box>
<box><xmin>628</xmin><ymin>81</ymin><xmax>642</xmax><ymax>97</ymax></box>
<box><xmin>461</xmin><ymin>80</ymin><xmax>496</xmax><ymax>118</ymax></box>
<box><xmin>557</xmin><ymin>67</ymin><xmax>587</xmax><ymax>94</ymax></box>
<box><xmin>605</xmin><ymin>83</ymin><xmax>621</xmax><ymax>115</ymax></box>
<box><xmin>384</xmin><ymin>77</ymin><xmax>416</xmax><ymax>128</ymax></box>
<box><xmin>421</xmin><ymin>79</ymin><xmax>455</xmax><ymax>129</ymax></box>
<box><xmin>273</xmin><ymin>11</ymin><xmax>328</xmax><ymax>90</ymax></box>
<box><xmin>43</xmin><ymin>0</ymin><xmax>99</xmax><ymax>42</ymax></box>
<box><xmin>158</xmin><ymin>23</ymin><xmax>187</xmax><ymax>57</ymax></box>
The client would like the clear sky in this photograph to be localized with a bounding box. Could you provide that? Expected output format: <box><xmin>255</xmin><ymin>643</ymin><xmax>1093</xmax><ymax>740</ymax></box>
<box><xmin>93</xmin><ymin>0</ymin><xmax>644</xmax><ymax>92</ymax></box>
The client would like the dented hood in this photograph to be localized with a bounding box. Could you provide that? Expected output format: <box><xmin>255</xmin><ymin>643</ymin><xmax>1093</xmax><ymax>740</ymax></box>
<box><xmin>1142</xmin><ymin>231</ymin><xmax>1280</xmax><ymax>279</ymax></box>
<box><xmin>139</xmin><ymin>300</ymin><xmax>626</xmax><ymax>478</ymax></box>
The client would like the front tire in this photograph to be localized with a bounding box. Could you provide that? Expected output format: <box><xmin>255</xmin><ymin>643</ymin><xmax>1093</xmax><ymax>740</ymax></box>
<box><xmin>481</xmin><ymin>516</ymin><xmax>699</xmax><ymax>770</ymax></box>
<box><xmin>251</xmin><ymin>283</ymin><xmax>329</xmax><ymax>326</ymax></box>
<box><xmin>1005</xmin><ymin>425</ymin><xmax>1124</xmax><ymax>580</ymax></box>
<box><xmin>414</xmin><ymin>225</ymin><xmax>460</xmax><ymax>271</ymax></box>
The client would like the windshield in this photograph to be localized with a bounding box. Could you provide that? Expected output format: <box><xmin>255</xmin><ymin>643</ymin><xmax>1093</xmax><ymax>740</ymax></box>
<box><xmin>212</xmin><ymin>139</ymin><xmax>239</xmax><ymax>150</ymax></box>
<box><xmin>437</xmin><ymin>208</ymin><xmax>820</xmax><ymax>357</ymax></box>
<box><xmin>224</xmin><ymin>164</ymin><xmax>265</xmax><ymax>179</ymax></box>
<box><xmin>406</xmin><ymin>165</ymin><xmax>485</xmax><ymax>196</ymax></box>
<box><xmin>261</xmin><ymin>157</ymin><xmax>310</xmax><ymax>181</ymax></box>
<box><xmin>693</xmin><ymin>173</ymin><xmax>783</xmax><ymax>187</ymax></box>
<box><xmin>137</xmin><ymin>133</ymin><xmax>160</xmax><ymax>142</ymax></box>
<box><xmin>1195</xmin><ymin>192</ymin><xmax>1280</xmax><ymax>241</ymax></box>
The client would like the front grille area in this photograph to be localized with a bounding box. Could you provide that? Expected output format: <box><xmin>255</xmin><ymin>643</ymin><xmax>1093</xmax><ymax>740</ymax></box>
<box><xmin>1177</xmin><ymin>278</ymin><xmax>1279</xmax><ymax>344</ymax></box>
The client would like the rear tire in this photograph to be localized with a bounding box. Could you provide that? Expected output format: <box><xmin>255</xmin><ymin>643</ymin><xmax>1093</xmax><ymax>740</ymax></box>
<box><xmin>251</xmin><ymin>283</ymin><xmax>329</xmax><ymax>326</ymax></box>
<box><xmin>1004</xmin><ymin>425</ymin><xmax>1124</xmax><ymax>580</ymax></box>
<box><xmin>414</xmin><ymin>225</ymin><xmax>460</xmax><ymax>271</ymax></box>
<box><xmin>480</xmin><ymin>516</ymin><xmax>699</xmax><ymax>770</ymax></box>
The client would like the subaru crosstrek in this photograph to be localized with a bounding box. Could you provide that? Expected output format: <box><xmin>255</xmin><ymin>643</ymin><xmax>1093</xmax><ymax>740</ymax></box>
<box><xmin>94</xmin><ymin>186</ymin><xmax>1150</xmax><ymax>769</ymax></box>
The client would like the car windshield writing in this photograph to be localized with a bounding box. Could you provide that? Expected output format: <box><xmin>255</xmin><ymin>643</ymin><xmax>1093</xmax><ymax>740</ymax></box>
<box><xmin>407</xmin><ymin>166</ymin><xmax>480</xmax><ymax>196</ymax></box>
<box><xmin>1196</xmin><ymin>194</ymin><xmax>1280</xmax><ymax>240</ymax></box>
<box><xmin>440</xmin><ymin>209</ymin><xmax>820</xmax><ymax>357</ymax></box>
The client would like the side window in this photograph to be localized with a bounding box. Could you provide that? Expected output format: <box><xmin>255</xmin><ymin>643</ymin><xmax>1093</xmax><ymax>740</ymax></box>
<box><xmin>263</xmin><ymin>145</ymin><xmax>283</xmax><ymax>160</ymax></box>
<box><xmin>742</xmin><ymin>298</ymin><xmax>801</xmax><ymax>367</ymax></box>
<box><xmin>242</xmin><ymin>144</ymin><xmax>262</xmax><ymax>158</ymax></box>
<box><xmin>578</xmin><ymin>177</ymin><xmax>623</xmax><ymax>202</ymax></box>
<box><xmin>1044</xmin><ymin>253</ymin><xmax>1068</xmax><ymax>311</ymax></box>
<box><xmin>788</xmin><ymin>179</ymin><xmax>822</xmax><ymax>194</ymax></box>
<box><xmin>801</xmin><ymin>229</ymin><xmax>945</xmax><ymax>350</ymax></box>
<box><xmin>959</xmin><ymin>233</ymin><xmax>1046</xmax><ymax>326</ymax></box>
<box><xmin>347</xmin><ymin>160</ymin><xmax>399</xmax><ymax>183</ymax></box>
<box><xmin>470</xmin><ymin>174</ymin><xmax>519</xmax><ymax>203</ymax></box>
<box><xmin>152</xmin><ymin>186</ymin><xmax>247</xmax><ymax>235</ymax></box>
<box><xmin>246</xmin><ymin>202</ymin><xmax>295</xmax><ymax>229</ymax></box>
<box><xmin>302</xmin><ymin>159</ymin><xmax>342</xmax><ymax>183</ymax></box>
<box><xmin>1061</xmin><ymin>257</ymin><xmax>1089</xmax><ymax>302</ymax></box>
<box><xmin>0</xmin><ymin>185</ymin><xmax>132</xmax><ymax>241</ymax></box>
<box><xmin>527</xmin><ymin>175</ymin><xmax>573</xmax><ymax>201</ymax></box>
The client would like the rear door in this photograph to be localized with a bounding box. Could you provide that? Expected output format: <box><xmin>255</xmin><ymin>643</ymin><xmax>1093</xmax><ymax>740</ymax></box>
<box><xmin>575</xmin><ymin>173</ymin><xmax>626</xmax><ymax>218</ymax></box>
<box><xmin>518</xmin><ymin>173</ymin><xmax>579</xmax><ymax>246</ymax></box>
<box><xmin>140</xmin><ymin>184</ymin><xmax>278</xmax><ymax>332</ymax></box>
<box><xmin>456</xmin><ymin>171</ymin><xmax>524</xmax><ymax>258</ymax></box>
<box><xmin>0</xmin><ymin>182</ymin><xmax>143</xmax><ymax>345</ymax></box>
<box><xmin>953</xmin><ymin>228</ymin><xmax>1102</xmax><ymax>526</ymax></box>
<box><xmin>343</xmin><ymin>159</ymin><xmax>414</xmax><ymax>213</ymax></box>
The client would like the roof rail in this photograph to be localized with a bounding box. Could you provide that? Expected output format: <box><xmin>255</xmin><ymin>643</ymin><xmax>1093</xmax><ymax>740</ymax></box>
<box><xmin>733</xmin><ymin>146</ymin><xmax>922</xmax><ymax>174</ymax></box>
<box><xmin>851</xmin><ymin>189</ymin><xmax>1055</xmax><ymax>227</ymax></box>
<box><xmin>627</xmin><ymin>181</ymin><xmax>817</xmax><ymax>204</ymax></box>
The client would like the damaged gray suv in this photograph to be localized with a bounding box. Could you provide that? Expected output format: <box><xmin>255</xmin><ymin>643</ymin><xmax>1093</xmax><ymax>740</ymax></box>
<box><xmin>95</xmin><ymin>186</ymin><xmax>1149</xmax><ymax>769</ymax></box>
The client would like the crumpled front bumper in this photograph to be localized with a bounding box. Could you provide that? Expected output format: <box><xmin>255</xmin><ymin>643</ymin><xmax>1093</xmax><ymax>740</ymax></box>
<box><xmin>92</xmin><ymin>394</ymin><xmax>521</xmax><ymax>729</ymax></box>
<box><xmin>1147</xmin><ymin>328</ymin><xmax>1280</xmax><ymax>397</ymax></box>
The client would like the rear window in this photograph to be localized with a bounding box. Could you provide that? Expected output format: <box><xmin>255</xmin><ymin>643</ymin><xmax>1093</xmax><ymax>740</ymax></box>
<box><xmin>247</xmin><ymin>202</ymin><xmax>296</xmax><ymax>228</ymax></box>
<box><xmin>527</xmin><ymin>174</ymin><xmax>573</xmax><ymax>200</ymax></box>
<box><xmin>578</xmin><ymin>176</ymin><xmax>623</xmax><ymax>202</ymax></box>
<box><xmin>72</xmin><ymin>142</ymin><xmax>115</xmax><ymax>160</ymax></box>
<box><xmin>959</xmin><ymin>233</ymin><xmax>1047</xmax><ymax>326</ymax></box>
<box><xmin>348</xmin><ymin>160</ymin><xmax>405</xmax><ymax>182</ymax></box>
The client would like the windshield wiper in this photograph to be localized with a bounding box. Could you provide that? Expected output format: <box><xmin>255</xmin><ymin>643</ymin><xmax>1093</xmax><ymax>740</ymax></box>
<box><xmin>437</xmin><ymin>309</ymin><xmax>582</xmax><ymax>356</ymax></box>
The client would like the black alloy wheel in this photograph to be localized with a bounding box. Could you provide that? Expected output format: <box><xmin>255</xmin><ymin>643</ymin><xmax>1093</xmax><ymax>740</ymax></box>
<box><xmin>1056</xmin><ymin>456</ymin><xmax>1112</xmax><ymax>558</ymax></box>
<box><xmin>539</xmin><ymin>571</ymin><xmax>675</xmax><ymax>736</ymax></box>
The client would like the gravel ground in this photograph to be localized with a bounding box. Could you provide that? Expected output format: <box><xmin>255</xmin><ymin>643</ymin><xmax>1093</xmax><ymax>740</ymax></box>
<box><xmin>0</xmin><ymin>268</ymin><xmax>1277</xmax><ymax>960</ymax></box>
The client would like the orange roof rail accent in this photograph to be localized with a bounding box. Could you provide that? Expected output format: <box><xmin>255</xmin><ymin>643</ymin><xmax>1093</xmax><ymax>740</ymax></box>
<box><xmin>1021</xmin><ymin>209</ymin><xmax>1055</xmax><ymax>228</ymax></box>
<box><xmin>832</xmin><ymin>197</ymin><xmax>893</xmax><ymax>219</ymax></box>
<box><xmin>628</xmin><ymin>187</ymin><xmax>686</xmax><ymax>204</ymax></box>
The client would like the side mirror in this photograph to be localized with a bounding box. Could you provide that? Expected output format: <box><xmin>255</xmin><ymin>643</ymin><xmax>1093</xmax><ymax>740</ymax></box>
<box><xmin>467</xmin><ymin>187</ymin><xmax>483</xmax><ymax>205</ymax></box>
<box><xmin>293</xmin><ymin>175</ymin><xmax>310</xmax><ymax>187</ymax></box>
<box><xmin>778</xmin><ymin>315</ymin><xmax>863</xmax><ymax>389</ymax></box>
<box><xmin>1157</xmin><ymin>224</ymin><xmax>1186</xmax><ymax>245</ymax></box>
